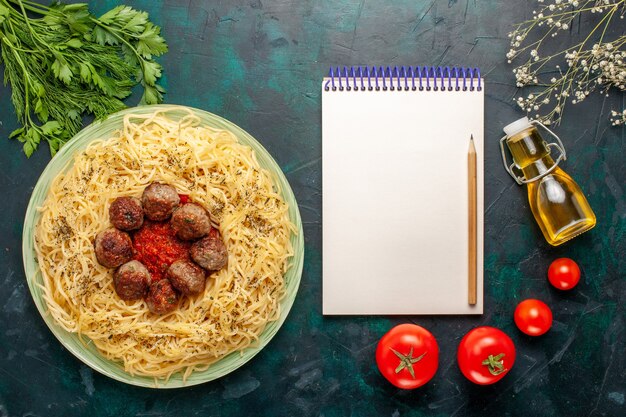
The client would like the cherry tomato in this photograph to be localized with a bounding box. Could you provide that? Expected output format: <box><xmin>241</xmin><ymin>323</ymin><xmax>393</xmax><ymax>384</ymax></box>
<box><xmin>514</xmin><ymin>299</ymin><xmax>553</xmax><ymax>336</ymax></box>
<box><xmin>375</xmin><ymin>323</ymin><xmax>439</xmax><ymax>389</ymax></box>
<box><xmin>548</xmin><ymin>258</ymin><xmax>581</xmax><ymax>290</ymax></box>
<box><xmin>457</xmin><ymin>326</ymin><xmax>516</xmax><ymax>385</ymax></box>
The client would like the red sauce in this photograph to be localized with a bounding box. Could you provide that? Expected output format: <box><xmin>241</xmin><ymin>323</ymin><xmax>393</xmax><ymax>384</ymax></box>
<box><xmin>179</xmin><ymin>194</ymin><xmax>189</xmax><ymax>204</ymax></box>
<box><xmin>132</xmin><ymin>220</ymin><xmax>191</xmax><ymax>281</ymax></box>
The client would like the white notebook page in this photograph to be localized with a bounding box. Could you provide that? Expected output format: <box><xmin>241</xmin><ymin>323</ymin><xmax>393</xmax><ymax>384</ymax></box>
<box><xmin>322</xmin><ymin>78</ymin><xmax>484</xmax><ymax>315</ymax></box>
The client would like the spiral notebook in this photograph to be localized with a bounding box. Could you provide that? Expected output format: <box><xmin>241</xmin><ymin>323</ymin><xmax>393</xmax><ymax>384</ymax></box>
<box><xmin>322</xmin><ymin>66</ymin><xmax>484</xmax><ymax>315</ymax></box>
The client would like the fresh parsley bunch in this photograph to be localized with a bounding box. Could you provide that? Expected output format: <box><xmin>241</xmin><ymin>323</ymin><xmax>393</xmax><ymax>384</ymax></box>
<box><xmin>0</xmin><ymin>0</ymin><xmax>168</xmax><ymax>156</ymax></box>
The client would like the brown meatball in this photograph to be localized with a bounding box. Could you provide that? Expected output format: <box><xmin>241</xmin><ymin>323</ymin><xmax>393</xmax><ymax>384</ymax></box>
<box><xmin>190</xmin><ymin>228</ymin><xmax>228</xmax><ymax>271</ymax></box>
<box><xmin>113</xmin><ymin>260</ymin><xmax>151</xmax><ymax>300</ymax></box>
<box><xmin>167</xmin><ymin>259</ymin><xmax>206</xmax><ymax>295</ymax></box>
<box><xmin>109</xmin><ymin>196</ymin><xmax>144</xmax><ymax>231</ymax></box>
<box><xmin>94</xmin><ymin>228</ymin><xmax>133</xmax><ymax>268</ymax></box>
<box><xmin>170</xmin><ymin>203</ymin><xmax>212</xmax><ymax>240</ymax></box>
<box><xmin>142</xmin><ymin>182</ymin><xmax>180</xmax><ymax>221</ymax></box>
<box><xmin>146</xmin><ymin>279</ymin><xmax>178</xmax><ymax>314</ymax></box>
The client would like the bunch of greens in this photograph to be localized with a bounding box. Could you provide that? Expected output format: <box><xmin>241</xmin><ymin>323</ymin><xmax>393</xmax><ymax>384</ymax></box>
<box><xmin>0</xmin><ymin>0</ymin><xmax>168</xmax><ymax>156</ymax></box>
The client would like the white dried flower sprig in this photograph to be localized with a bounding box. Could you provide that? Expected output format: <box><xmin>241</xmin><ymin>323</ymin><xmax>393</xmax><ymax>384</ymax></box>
<box><xmin>508</xmin><ymin>0</ymin><xmax>625</xmax><ymax>125</ymax></box>
<box><xmin>611</xmin><ymin>109</ymin><xmax>626</xmax><ymax>125</ymax></box>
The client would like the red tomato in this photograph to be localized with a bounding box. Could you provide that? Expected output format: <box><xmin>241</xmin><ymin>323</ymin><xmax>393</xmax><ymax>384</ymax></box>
<box><xmin>548</xmin><ymin>258</ymin><xmax>581</xmax><ymax>290</ymax></box>
<box><xmin>457</xmin><ymin>326</ymin><xmax>516</xmax><ymax>385</ymax></box>
<box><xmin>375</xmin><ymin>324</ymin><xmax>439</xmax><ymax>389</ymax></box>
<box><xmin>514</xmin><ymin>299</ymin><xmax>553</xmax><ymax>336</ymax></box>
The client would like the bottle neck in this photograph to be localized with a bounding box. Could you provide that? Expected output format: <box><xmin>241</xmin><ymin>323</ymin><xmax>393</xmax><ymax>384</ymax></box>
<box><xmin>521</xmin><ymin>155</ymin><xmax>556</xmax><ymax>179</ymax></box>
<box><xmin>506</xmin><ymin>127</ymin><xmax>556</xmax><ymax>181</ymax></box>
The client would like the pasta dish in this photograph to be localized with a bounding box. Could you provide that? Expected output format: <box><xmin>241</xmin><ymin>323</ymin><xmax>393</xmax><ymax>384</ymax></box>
<box><xmin>34</xmin><ymin>108</ymin><xmax>296</xmax><ymax>381</ymax></box>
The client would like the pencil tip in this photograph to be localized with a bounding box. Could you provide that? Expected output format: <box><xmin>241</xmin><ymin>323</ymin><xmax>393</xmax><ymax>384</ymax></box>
<box><xmin>470</xmin><ymin>134</ymin><xmax>474</xmax><ymax>141</ymax></box>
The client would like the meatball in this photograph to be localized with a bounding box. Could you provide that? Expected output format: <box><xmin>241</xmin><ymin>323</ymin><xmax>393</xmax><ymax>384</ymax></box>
<box><xmin>113</xmin><ymin>260</ymin><xmax>151</xmax><ymax>300</ymax></box>
<box><xmin>170</xmin><ymin>203</ymin><xmax>211</xmax><ymax>240</ymax></box>
<box><xmin>146</xmin><ymin>279</ymin><xmax>178</xmax><ymax>314</ymax></box>
<box><xmin>142</xmin><ymin>182</ymin><xmax>180</xmax><ymax>221</ymax></box>
<box><xmin>109</xmin><ymin>196</ymin><xmax>144</xmax><ymax>231</ymax></box>
<box><xmin>190</xmin><ymin>228</ymin><xmax>228</xmax><ymax>271</ymax></box>
<box><xmin>94</xmin><ymin>228</ymin><xmax>133</xmax><ymax>268</ymax></box>
<box><xmin>167</xmin><ymin>259</ymin><xmax>206</xmax><ymax>295</ymax></box>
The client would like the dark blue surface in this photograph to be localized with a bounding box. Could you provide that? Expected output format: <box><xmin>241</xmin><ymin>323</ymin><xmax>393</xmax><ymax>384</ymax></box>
<box><xmin>0</xmin><ymin>1</ymin><xmax>624</xmax><ymax>416</ymax></box>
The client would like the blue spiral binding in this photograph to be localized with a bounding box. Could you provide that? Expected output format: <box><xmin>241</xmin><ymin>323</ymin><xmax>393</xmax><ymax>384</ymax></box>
<box><xmin>324</xmin><ymin>66</ymin><xmax>483</xmax><ymax>92</ymax></box>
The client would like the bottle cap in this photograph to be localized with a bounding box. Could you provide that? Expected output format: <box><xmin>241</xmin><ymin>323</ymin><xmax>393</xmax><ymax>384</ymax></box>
<box><xmin>503</xmin><ymin>117</ymin><xmax>533</xmax><ymax>137</ymax></box>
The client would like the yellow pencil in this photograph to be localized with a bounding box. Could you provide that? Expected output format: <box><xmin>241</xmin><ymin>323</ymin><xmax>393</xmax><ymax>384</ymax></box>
<box><xmin>468</xmin><ymin>135</ymin><xmax>477</xmax><ymax>305</ymax></box>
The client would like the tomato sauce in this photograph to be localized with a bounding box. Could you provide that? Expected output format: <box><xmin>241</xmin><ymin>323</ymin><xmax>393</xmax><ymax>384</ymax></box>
<box><xmin>132</xmin><ymin>220</ymin><xmax>191</xmax><ymax>281</ymax></box>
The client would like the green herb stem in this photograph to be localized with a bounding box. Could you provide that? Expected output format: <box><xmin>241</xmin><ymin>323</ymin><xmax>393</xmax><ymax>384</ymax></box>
<box><xmin>0</xmin><ymin>0</ymin><xmax>168</xmax><ymax>156</ymax></box>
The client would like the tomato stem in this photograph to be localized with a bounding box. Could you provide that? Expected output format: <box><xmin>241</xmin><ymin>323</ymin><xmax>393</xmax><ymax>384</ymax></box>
<box><xmin>481</xmin><ymin>353</ymin><xmax>507</xmax><ymax>376</ymax></box>
<box><xmin>390</xmin><ymin>346</ymin><xmax>426</xmax><ymax>379</ymax></box>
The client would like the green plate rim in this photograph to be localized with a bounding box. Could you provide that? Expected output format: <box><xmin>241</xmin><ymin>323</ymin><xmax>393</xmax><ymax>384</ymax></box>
<box><xmin>22</xmin><ymin>104</ymin><xmax>304</xmax><ymax>389</ymax></box>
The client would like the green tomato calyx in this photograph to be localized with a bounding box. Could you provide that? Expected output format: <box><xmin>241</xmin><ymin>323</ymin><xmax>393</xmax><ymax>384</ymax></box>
<box><xmin>390</xmin><ymin>346</ymin><xmax>426</xmax><ymax>379</ymax></box>
<box><xmin>482</xmin><ymin>353</ymin><xmax>507</xmax><ymax>376</ymax></box>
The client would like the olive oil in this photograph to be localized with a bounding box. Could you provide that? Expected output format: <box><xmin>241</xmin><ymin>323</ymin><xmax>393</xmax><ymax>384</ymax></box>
<box><xmin>502</xmin><ymin>118</ymin><xmax>596</xmax><ymax>246</ymax></box>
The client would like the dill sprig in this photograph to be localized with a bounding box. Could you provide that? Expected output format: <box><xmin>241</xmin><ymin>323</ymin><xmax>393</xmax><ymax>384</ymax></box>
<box><xmin>0</xmin><ymin>0</ymin><xmax>168</xmax><ymax>156</ymax></box>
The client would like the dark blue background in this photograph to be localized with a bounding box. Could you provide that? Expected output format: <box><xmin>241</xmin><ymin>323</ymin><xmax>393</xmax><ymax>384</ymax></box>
<box><xmin>0</xmin><ymin>1</ymin><xmax>624</xmax><ymax>416</ymax></box>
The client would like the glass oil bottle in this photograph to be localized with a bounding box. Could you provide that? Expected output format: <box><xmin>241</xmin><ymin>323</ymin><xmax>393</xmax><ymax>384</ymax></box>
<box><xmin>500</xmin><ymin>117</ymin><xmax>596</xmax><ymax>246</ymax></box>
